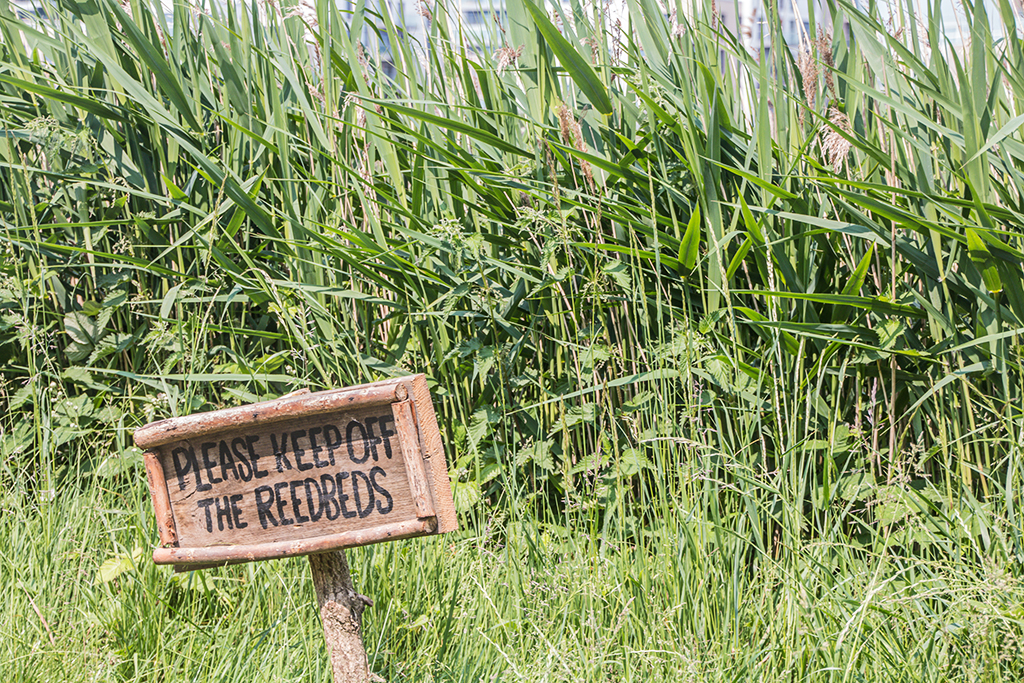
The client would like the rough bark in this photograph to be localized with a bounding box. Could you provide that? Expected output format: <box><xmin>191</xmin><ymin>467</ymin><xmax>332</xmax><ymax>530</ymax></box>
<box><xmin>309</xmin><ymin>550</ymin><xmax>373</xmax><ymax>683</ymax></box>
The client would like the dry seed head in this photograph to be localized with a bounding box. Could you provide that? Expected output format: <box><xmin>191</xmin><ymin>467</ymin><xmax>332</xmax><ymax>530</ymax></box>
<box><xmin>742</xmin><ymin>5</ymin><xmax>757</xmax><ymax>38</ymax></box>
<box><xmin>669</xmin><ymin>9</ymin><xmax>686</xmax><ymax>38</ymax></box>
<box><xmin>344</xmin><ymin>93</ymin><xmax>368</xmax><ymax>131</ymax></box>
<box><xmin>543</xmin><ymin>143</ymin><xmax>560</xmax><ymax>202</ymax></box>
<box><xmin>817</xmin><ymin>29</ymin><xmax>835</xmax><ymax>95</ymax></box>
<box><xmin>798</xmin><ymin>47</ymin><xmax>817</xmax><ymax>109</ymax></box>
<box><xmin>284</xmin><ymin>0</ymin><xmax>318</xmax><ymax>30</ymax></box>
<box><xmin>285</xmin><ymin>0</ymin><xmax>322</xmax><ymax>72</ymax></box>
<box><xmin>582</xmin><ymin>35</ymin><xmax>602</xmax><ymax>61</ymax></box>
<box><xmin>797</xmin><ymin>46</ymin><xmax>816</xmax><ymax>128</ymax></box>
<box><xmin>310</xmin><ymin>42</ymin><xmax>323</xmax><ymax>75</ymax></box>
<box><xmin>612</xmin><ymin>19</ymin><xmax>623</xmax><ymax>65</ymax></box>
<box><xmin>821</xmin><ymin>106</ymin><xmax>852</xmax><ymax>172</ymax></box>
<box><xmin>494</xmin><ymin>45</ymin><xmax>523</xmax><ymax>74</ymax></box>
<box><xmin>556</xmin><ymin>103</ymin><xmax>580</xmax><ymax>148</ymax></box>
<box><xmin>556</xmin><ymin>104</ymin><xmax>595</xmax><ymax>194</ymax></box>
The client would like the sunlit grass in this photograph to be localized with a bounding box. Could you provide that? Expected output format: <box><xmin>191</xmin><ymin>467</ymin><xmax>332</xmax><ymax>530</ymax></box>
<box><xmin>4</xmin><ymin>432</ymin><xmax>1024</xmax><ymax>682</ymax></box>
<box><xmin>1</xmin><ymin>0</ymin><xmax>1024</xmax><ymax>679</ymax></box>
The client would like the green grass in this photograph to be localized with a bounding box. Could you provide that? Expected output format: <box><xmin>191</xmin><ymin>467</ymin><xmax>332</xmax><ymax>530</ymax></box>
<box><xmin>2</xmin><ymin>0</ymin><xmax>1024</xmax><ymax>678</ymax></box>
<box><xmin>4</xmin><ymin>421</ymin><xmax>1024</xmax><ymax>682</ymax></box>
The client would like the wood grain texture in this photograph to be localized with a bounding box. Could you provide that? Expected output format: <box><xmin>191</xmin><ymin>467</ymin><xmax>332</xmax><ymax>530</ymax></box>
<box><xmin>134</xmin><ymin>379</ymin><xmax>406</xmax><ymax>450</ymax></box>
<box><xmin>392</xmin><ymin>399</ymin><xmax>435</xmax><ymax>519</ymax></box>
<box><xmin>408</xmin><ymin>375</ymin><xmax>458</xmax><ymax>533</ymax></box>
<box><xmin>153</xmin><ymin>518</ymin><xmax>436</xmax><ymax>566</ymax></box>
<box><xmin>143</xmin><ymin>451</ymin><xmax>178</xmax><ymax>546</ymax></box>
<box><xmin>309</xmin><ymin>550</ymin><xmax>370</xmax><ymax>683</ymax></box>
<box><xmin>158</xmin><ymin>405</ymin><xmax>418</xmax><ymax>549</ymax></box>
<box><xmin>137</xmin><ymin>376</ymin><xmax>457</xmax><ymax>568</ymax></box>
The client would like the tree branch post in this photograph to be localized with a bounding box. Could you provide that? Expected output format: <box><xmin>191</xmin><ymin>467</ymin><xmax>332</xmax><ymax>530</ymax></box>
<box><xmin>309</xmin><ymin>550</ymin><xmax>373</xmax><ymax>683</ymax></box>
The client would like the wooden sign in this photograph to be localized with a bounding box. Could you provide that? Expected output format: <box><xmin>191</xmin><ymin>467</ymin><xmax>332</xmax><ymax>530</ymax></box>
<box><xmin>134</xmin><ymin>375</ymin><xmax>456</xmax><ymax>569</ymax></box>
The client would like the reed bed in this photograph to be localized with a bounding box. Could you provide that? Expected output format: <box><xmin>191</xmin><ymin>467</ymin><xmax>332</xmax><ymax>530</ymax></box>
<box><xmin>1</xmin><ymin>0</ymin><xmax>1023</xmax><ymax>679</ymax></box>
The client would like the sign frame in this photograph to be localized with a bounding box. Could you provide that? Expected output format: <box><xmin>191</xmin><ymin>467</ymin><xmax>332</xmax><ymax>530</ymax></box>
<box><xmin>134</xmin><ymin>374</ymin><xmax>456</xmax><ymax>569</ymax></box>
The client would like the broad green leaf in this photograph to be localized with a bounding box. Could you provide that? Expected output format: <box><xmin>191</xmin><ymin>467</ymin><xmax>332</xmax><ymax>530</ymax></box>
<box><xmin>107</xmin><ymin>0</ymin><xmax>201</xmax><ymax>131</ymax></box>
<box><xmin>842</xmin><ymin>245</ymin><xmax>875</xmax><ymax>296</ymax></box>
<box><xmin>468</xmin><ymin>406</ymin><xmax>502</xmax><ymax>452</ymax></box>
<box><xmin>373</xmin><ymin>101</ymin><xmax>529</xmax><ymax>158</ymax></box>
<box><xmin>0</xmin><ymin>75</ymin><xmax>124</xmax><ymax>120</ymax></box>
<box><xmin>520</xmin><ymin>0</ymin><xmax>612</xmax><ymax>115</ymax></box>
<box><xmin>618</xmin><ymin>448</ymin><xmax>650</xmax><ymax>478</ymax></box>
<box><xmin>876</xmin><ymin>319</ymin><xmax>905</xmax><ymax>350</ymax></box>
<box><xmin>679</xmin><ymin>205</ymin><xmax>701</xmax><ymax>271</ymax></box>
<box><xmin>97</xmin><ymin>547</ymin><xmax>143</xmax><ymax>584</ymax></box>
<box><xmin>966</xmin><ymin>228</ymin><xmax>1003</xmax><ymax>293</ymax></box>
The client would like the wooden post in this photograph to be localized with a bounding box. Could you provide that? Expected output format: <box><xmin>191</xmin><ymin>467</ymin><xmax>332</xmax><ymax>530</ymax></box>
<box><xmin>135</xmin><ymin>376</ymin><xmax>458</xmax><ymax>680</ymax></box>
<box><xmin>309</xmin><ymin>550</ymin><xmax>373</xmax><ymax>683</ymax></box>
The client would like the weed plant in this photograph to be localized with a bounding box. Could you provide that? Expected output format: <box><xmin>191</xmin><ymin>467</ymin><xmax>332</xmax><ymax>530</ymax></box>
<box><xmin>1</xmin><ymin>0</ymin><xmax>1024</xmax><ymax>679</ymax></box>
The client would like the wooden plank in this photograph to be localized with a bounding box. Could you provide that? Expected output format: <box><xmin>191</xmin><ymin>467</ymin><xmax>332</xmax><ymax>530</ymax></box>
<box><xmin>135</xmin><ymin>379</ymin><xmax>406</xmax><ymax>450</ymax></box>
<box><xmin>391</xmin><ymin>400</ymin><xmax>435</xmax><ymax>519</ymax></box>
<box><xmin>155</xmin><ymin>404</ymin><xmax>421</xmax><ymax>549</ymax></box>
<box><xmin>136</xmin><ymin>375</ymin><xmax>456</xmax><ymax>568</ymax></box>
<box><xmin>408</xmin><ymin>375</ymin><xmax>458</xmax><ymax>533</ymax></box>
<box><xmin>143</xmin><ymin>450</ymin><xmax>178</xmax><ymax>546</ymax></box>
<box><xmin>154</xmin><ymin>518</ymin><xmax>436</xmax><ymax>566</ymax></box>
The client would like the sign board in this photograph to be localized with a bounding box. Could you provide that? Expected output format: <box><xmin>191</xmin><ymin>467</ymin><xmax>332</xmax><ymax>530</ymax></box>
<box><xmin>134</xmin><ymin>375</ymin><xmax>456</xmax><ymax>569</ymax></box>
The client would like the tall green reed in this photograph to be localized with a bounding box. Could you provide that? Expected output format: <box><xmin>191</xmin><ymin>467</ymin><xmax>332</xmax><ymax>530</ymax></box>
<box><xmin>0</xmin><ymin>3</ymin><xmax>1023</xmax><ymax>678</ymax></box>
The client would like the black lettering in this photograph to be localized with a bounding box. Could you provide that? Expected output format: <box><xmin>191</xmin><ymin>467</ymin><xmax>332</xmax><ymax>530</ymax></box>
<box><xmin>274</xmin><ymin>482</ymin><xmax>294</xmax><ymax>524</ymax></box>
<box><xmin>196</xmin><ymin>498</ymin><xmax>216</xmax><ymax>533</ymax></box>
<box><xmin>292</xmin><ymin>429</ymin><xmax>313</xmax><ymax>472</ymax></box>
<box><xmin>364</xmin><ymin>417</ymin><xmax>383</xmax><ymax>462</ymax></box>
<box><xmin>320</xmin><ymin>474</ymin><xmax>340</xmax><ymax>520</ymax></box>
<box><xmin>172</xmin><ymin>446</ymin><xmax>203</xmax><ymax>491</ymax></box>
<box><xmin>304</xmin><ymin>478</ymin><xmax>324</xmax><ymax>522</ymax></box>
<box><xmin>255</xmin><ymin>485</ymin><xmax>278</xmax><ymax>528</ymax></box>
<box><xmin>230</xmin><ymin>493</ymin><xmax>247</xmax><ymax>529</ymax></box>
<box><xmin>351</xmin><ymin>470</ymin><xmax>374</xmax><ymax>518</ymax></box>
<box><xmin>231</xmin><ymin>437</ymin><xmax>254</xmax><ymax>481</ymax></box>
<box><xmin>370</xmin><ymin>466</ymin><xmax>394</xmax><ymax>514</ymax></box>
<box><xmin>308</xmin><ymin>426</ymin><xmax>329</xmax><ymax>467</ymax></box>
<box><xmin>247</xmin><ymin>435</ymin><xmax>268</xmax><ymax>478</ymax></box>
<box><xmin>201</xmin><ymin>442</ymin><xmax>224</xmax><ymax>485</ymax></box>
<box><xmin>215</xmin><ymin>495</ymin><xmax>234</xmax><ymax>531</ymax></box>
<box><xmin>290</xmin><ymin>480</ymin><xmax>310</xmax><ymax>523</ymax></box>
<box><xmin>347</xmin><ymin>420</ymin><xmax>369</xmax><ymax>464</ymax></box>
<box><xmin>271</xmin><ymin>432</ymin><xmax>293</xmax><ymax>472</ymax></box>
<box><xmin>378</xmin><ymin>416</ymin><xmax>396</xmax><ymax>460</ymax></box>
<box><xmin>323</xmin><ymin>424</ymin><xmax>342</xmax><ymax>466</ymax></box>
<box><xmin>219</xmin><ymin>440</ymin><xmax>239</xmax><ymax>482</ymax></box>
<box><xmin>336</xmin><ymin>472</ymin><xmax>357</xmax><ymax>519</ymax></box>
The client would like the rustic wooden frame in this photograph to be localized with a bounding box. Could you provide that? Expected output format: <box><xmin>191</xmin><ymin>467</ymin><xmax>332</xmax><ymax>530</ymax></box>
<box><xmin>135</xmin><ymin>375</ymin><xmax>456</xmax><ymax>569</ymax></box>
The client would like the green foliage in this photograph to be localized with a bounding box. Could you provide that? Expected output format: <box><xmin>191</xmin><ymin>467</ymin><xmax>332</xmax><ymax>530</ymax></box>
<box><xmin>2</xmin><ymin>0</ymin><xmax>1024</xmax><ymax>678</ymax></box>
